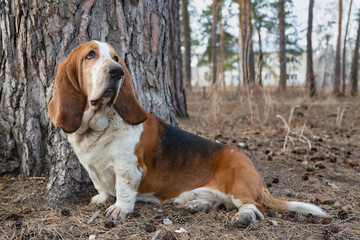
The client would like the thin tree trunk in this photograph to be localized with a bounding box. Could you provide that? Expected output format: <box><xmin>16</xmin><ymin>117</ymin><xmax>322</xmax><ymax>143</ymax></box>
<box><xmin>0</xmin><ymin>0</ymin><xmax>176</xmax><ymax>204</ymax></box>
<box><xmin>237</xmin><ymin>55</ymin><xmax>242</xmax><ymax>89</ymax></box>
<box><xmin>247</xmin><ymin>0</ymin><xmax>255</xmax><ymax>85</ymax></box>
<box><xmin>341</xmin><ymin>0</ymin><xmax>353</xmax><ymax>94</ymax></box>
<box><xmin>322</xmin><ymin>41</ymin><xmax>329</xmax><ymax>88</ymax></box>
<box><xmin>182</xmin><ymin>0</ymin><xmax>192</xmax><ymax>91</ymax></box>
<box><xmin>334</xmin><ymin>0</ymin><xmax>342</xmax><ymax>95</ymax></box>
<box><xmin>168</xmin><ymin>0</ymin><xmax>188</xmax><ymax>118</ymax></box>
<box><xmin>351</xmin><ymin>13</ymin><xmax>360</xmax><ymax>96</ymax></box>
<box><xmin>211</xmin><ymin>0</ymin><xmax>218</xmax><ymax>85</ymax></box>
<box><xmin>256</xmin><ymin>27</ymin><xmax>263</xmax><ymax>87</ymax></box>
<box><xmin>278</xmin><ymin>0</ymin><xmax>287</xmax><ymax>91</ymax></box>
<box><xmin>307</xmin><ymin>0</ymin><xmax>316</xmax><ymax>97</ymax></box>
<box><xmin>322</xmin><ymin>36</ymin><xmax>330</xmax><ymax>88</ymax></box>
<box><xmin>219</xmin><ymin>0</ymin><xmax>226</xmax><ymax>89</ymax></box>
<box><xmin>239</xmin><ymin>0</ymin><xmax>247</xmax><ymax>85</ymax></box>
<box><xmin>238</xmin><ymin>0</ymin><xmax>255</xmax><ymax>86</ymax></box>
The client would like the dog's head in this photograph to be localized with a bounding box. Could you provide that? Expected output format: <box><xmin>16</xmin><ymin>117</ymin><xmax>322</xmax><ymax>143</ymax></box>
<box><xmin>48</xmin><ymin>41</ymin><xmax>149</xmax><ymax>133</ymax></box>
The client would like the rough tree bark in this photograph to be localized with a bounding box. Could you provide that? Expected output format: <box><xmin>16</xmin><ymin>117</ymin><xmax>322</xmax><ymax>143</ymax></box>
<box><xmin>306</xmin><ymin>0</ymin><xmax>316</xmax><ymax>97</ymax></box>
<box><xmin>181</xmin><ymin>0</ymin><xmax>192</xmax><ymax>91</ymax></box>
<box><xmin>341</xmin><ymin>0</ymin><xmax>353</xmax><ymax>94</ymax></box>
<box><xmin>278</xmin><ymin>0</ymin><xmax>287</xmax><ymax>91</ymax></box>
<box><xmin>334</xmin><ymin>0</ymin><xmax>342</xmax><ymax>95</ymax></box>
<box><xmin>351</xmin><ymin>13</ymin><xmax>360</xmax><ymax>96</ymax></box>
<box><xmin>211</xmin><ymin>0</ymin><xmax>218</xmax><ymax>85</ymax></box>
<box><xmin>168</xmin><ymin>0</ymin><xmax>188</xmax><ymax>118</ymax></box>
<box><xmin>0</xmin><ymin>0</ymin><xmax>176</xmax><ymax>204</ymax></box>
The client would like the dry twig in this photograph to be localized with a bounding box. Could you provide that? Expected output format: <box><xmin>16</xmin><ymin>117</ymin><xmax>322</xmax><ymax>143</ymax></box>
<box><xmin>336</xmin><ymin>106</ymin><xmax>346</xmax><ymax>128</ymax></box>
<box><xmin>276</xmin><ymin>114</ymin><xmax>312</xmax><ymax>152</ymax></box>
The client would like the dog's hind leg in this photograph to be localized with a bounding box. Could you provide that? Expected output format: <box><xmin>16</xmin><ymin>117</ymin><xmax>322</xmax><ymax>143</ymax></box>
<box><xmin>173</xmin><ymin>187</ymin><xmax>233</xmax><ymax>214</ymax></box>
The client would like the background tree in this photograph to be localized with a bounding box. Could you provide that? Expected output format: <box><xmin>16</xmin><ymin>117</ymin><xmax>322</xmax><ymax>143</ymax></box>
<box><xmin>341</xmin><ymin>0</ymin><xmax>353</xmax><ymax>94</ymax></box>
<box><xmin>0</xmin><ymin>0</ymin><xmax>176</xmax><ymax>204</ymax></box>
<box><xmin>239</xmin><ymin>0</ymin><xmax>255</xmax><ymax>85</ymax></box>
<box><xmin>251</xmin><ymin>0</ymin><xmax>270</xmax><ymax>87</ymax></box>
<box><xmin>211</xmin><ymin>0</ymin><xmax>219</xmax><ymax>85</ymax></box>
<box><xmin>219</xmin><ymin>0</ymin><xmax>226</xmax><ymax>88</ymax></box>
<box><xmin>306</xmin><ymin>0</ymin><xmax>316</xmax><ymax>97</ymax></box>
<box><xmin>321</xmin><ymin>34</ymin><xmax>333</xmax><ymax>88</ymax></box>
<box><xmin>334</xmin><ymin>0</ymin><xmax>343</xmax><ymax>95</ymax></box>
<box><xmin>181</xmin><ymin>0</ymin><xmax>192</xmax><ymax>91</ymax></box>
<box><xmin>198</xmin><ymin>2</ymin><xmax>238</xmax><ymax>74</ymax></box>
<box><xmin>278</xmin><ymin>0</ymin><xmax>287</xmax><ymax>91</ymax></box>
<box><xmin>351</xmin><ymin>10</ymin><xmax>360</xmax><ymax>96</ymax></box>
<box><xmin>168</xmin><ymin>0</ymin><xmax>188</xmax><ymax>118</ymax></box>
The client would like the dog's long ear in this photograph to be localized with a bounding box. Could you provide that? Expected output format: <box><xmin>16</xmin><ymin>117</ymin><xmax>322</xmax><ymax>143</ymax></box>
<box><xmin>48</xmin><ymin>47</ymin><xmax>86</xmax><ymax>133</ymax></box>
<box><xmin>114</xmin><ymin>59</ymin><xmax>149</xmax><ymax>125</ymax></box>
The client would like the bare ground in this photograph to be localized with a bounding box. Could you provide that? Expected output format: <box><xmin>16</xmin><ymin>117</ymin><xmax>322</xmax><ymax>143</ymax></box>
<box><xmin>1</xmin><ymin>88</ymin><xmax>359</xmax><ymax>240</ymax></box>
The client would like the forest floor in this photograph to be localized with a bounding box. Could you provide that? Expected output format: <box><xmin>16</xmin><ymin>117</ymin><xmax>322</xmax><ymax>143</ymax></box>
<box><xmin>1</xmin><ymin>87</ymin><xmax>360</xmax><ymax>240</ymax></box>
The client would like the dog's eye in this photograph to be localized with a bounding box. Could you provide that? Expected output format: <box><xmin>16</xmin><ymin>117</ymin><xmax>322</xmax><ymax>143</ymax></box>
<box><xmin>86</xmin><ymin>51</ymin><xmax>95</xmax><ymax>60</ymax></box>
<box><xmin>113</xmin><ymin>56</ymin><xmax>119</xmax><ymax>62</ymax></box>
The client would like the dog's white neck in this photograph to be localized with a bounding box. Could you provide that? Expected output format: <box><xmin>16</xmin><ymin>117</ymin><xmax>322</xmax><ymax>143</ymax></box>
<box><xmin>67</xmin><ymin>107</ymin><xmax>144</xmax><ymax>203</ymax></box>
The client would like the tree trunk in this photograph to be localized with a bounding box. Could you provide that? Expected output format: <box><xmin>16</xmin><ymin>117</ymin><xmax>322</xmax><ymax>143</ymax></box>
<box><xmin>238</xmin><ymin>0</ymin><xmax>255</xmax><ymax>86</ymax></box>
<box><xmin>278</xmin><ymin>0</ymin><xmax>287</xmax><ymax>91</ymax></box>
<box><xmin>168</xmin><ymin>0</ymin><xmax>188</xmax><ymax>118</ymax></box>
<box><xmin>341</xmin><ymin>0</ymin><xmax>353</xmax><ymax>94</ymax></box>
<box><xmin>322</xmin><ymin>36</ymin><xmax>330</xmax><ymax>88</ymax></box>
<box><xmin>211</xmin><ymin>0</ymin><xmax>218</xmax><ymax>85</ymax></box>
<box><xmin>306</xmin><ymin>0</ymin><xmax>316</xmax><ymax>97</ymax></box>
<box><xmin>334</xmin><ymin>0</ymin><xmax>342</xmax><ymax>95</ymax></box>
<box><xmin>0</xmin><ymin>0</ymin><xmax>176</xmax><ymax>204</ymax></box>
<box><xmin>219</xmin><ymin>0</ymin><xmax>226</xmax><ymax>89</ymax></box>
<box><xmin>246</xmin><ymin>0</ymin><xmax>255</xmax><ymax>85</ymax></box>
<box><xmin>256</xmin><ymin>27</ymin><xmax>263</xmax><ymax>87</ymax></box>
<box><xmin>239</xmin><ymin>0</ymin><xmax>246</xmax><ymax>85</ymax></box>
<box><xmin>181</xmin><ymin>0</ymin><xmax>192</xmax><ymax>91</ymax></box>
<box><xmin>351</xmin><ymin>13</ymin><xmax>360</xmax><ymax>96</ymax></box>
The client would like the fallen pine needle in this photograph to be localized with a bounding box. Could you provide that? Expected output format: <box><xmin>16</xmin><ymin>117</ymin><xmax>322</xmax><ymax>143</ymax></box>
<box><xmin>88</xmin><ymin>210</ymin><xmax>100</xmax><ymax>224</ymax></box>
<box><xmin>151</xmin><ymin>230</ymin><xmax>162</xmax><ymax>240</ymax></box>
<box><xmin>336</xmin><ymin>216</ymin><xmax>356</xmax><ymax>224</ymax></box>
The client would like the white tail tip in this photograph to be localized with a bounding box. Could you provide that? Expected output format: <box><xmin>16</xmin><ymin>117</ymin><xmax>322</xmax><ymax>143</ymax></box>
<box><xmin>287</xmin><ymin>201</ymin><xmax>327</xmax><ymax>216</ymax></box>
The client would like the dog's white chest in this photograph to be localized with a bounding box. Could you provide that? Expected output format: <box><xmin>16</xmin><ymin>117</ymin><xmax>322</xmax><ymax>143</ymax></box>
<box><xmin>68</xmin><ymin>108</ymin><xmax>143</xmax><ymax>196</ymax></box>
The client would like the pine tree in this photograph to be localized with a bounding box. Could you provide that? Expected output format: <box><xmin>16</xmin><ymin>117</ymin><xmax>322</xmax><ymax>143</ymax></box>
<box><xmin>306</xmin><ymin>0</ymin><xmax>316</xmax><ymax>97</ymax></box>
<box><xmin>351</xmin><ymin>11</ymin><xmax>360</xmax><ymax>96</ymax></box>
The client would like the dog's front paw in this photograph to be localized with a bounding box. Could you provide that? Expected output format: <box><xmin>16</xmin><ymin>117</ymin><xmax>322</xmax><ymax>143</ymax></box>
<box><xmin>105</xmin><ymin>204</ymin><xmax>132</xmax><ymax>220</ymax></box>
<box><xmin>91</xmin><ymin>192</ymin><xmax>109</xmax><ymax>204</ymax></box>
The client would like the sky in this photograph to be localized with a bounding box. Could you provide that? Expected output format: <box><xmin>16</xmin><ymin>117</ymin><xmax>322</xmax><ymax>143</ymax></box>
<box><xmin>189</xmin><ymin>0</ymin><xmax>360</xmax><ymax>55</ymax></box>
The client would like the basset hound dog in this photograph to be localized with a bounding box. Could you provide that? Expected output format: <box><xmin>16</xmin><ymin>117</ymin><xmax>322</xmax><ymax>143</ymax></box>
<box><xmin>48</xmin><ymin>41</ymin><xmax>326</xmax><ymax>228</ymax></box>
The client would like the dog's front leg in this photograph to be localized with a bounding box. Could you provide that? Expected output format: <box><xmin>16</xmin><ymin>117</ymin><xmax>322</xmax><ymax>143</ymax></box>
<box><xmin>105</xmin><ymin>155</ymin><xmax>142</xmax><ymax>220</ymax></box>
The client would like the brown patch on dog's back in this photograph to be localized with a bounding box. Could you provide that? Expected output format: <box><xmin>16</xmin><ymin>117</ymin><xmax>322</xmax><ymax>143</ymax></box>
<box><xmin>136</xmin><ymin>116</ymin><xmax>227</xmax><ymax>202</ymax></box>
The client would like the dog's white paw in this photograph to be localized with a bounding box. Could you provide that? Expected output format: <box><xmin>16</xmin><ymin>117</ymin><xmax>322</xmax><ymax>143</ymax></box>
<box><xmin>105</xmin><ymin>204</ymin><xmax>132</xmax><ymax>220</ymax></box>
<box><xmin>91</xmin><ymin>192</ymin><xmax>109</xmax><ymax>204</ymax></box>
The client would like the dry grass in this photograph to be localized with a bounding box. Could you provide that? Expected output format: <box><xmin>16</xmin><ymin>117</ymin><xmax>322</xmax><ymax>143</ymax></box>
<box><xmin>1</xmin><ymin>88</ymin><xmax>360</xmax><ymax>239</ymax></box>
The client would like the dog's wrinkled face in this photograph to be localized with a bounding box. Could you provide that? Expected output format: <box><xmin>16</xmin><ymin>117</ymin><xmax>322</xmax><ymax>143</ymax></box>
<box><xmin>48</xmin><ymin>41</ymin><xmax>149</xmax><ymax>133</ymax></box>
<box><xmin>81</xmin><ymin>41</ymin><xmax>124</xmax><ymax>108</ymax></box>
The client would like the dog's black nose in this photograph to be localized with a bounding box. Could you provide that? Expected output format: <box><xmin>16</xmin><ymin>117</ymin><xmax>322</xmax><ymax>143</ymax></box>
<box><xmin>107</xmin><ymin>65</ymin><xmax>124</xmax><ymax>80</ymax></box>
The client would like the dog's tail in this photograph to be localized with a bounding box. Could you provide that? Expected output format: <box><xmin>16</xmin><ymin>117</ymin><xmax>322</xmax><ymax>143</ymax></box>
<box><xmin>262</xmin><ymin>188</ymin><xmax>327</xmax><ymax>216</ymax></box>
